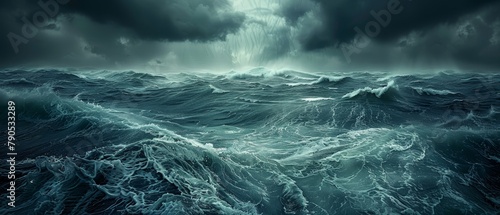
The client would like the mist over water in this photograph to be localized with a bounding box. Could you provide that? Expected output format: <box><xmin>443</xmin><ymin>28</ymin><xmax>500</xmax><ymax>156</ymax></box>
<box><xmin>0</xmin><ymin>68</ymin><xmax>499</xmax><ymax>214</ymax></box>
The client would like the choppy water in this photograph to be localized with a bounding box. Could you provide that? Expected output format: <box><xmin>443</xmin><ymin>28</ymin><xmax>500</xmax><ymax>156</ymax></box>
<box><xmin>0</xmin><ymin>68</ymin><xmax>499</xmax><ymax>214</ymax></box>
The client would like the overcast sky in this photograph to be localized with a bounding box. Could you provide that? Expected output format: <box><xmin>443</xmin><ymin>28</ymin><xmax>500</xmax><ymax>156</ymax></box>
<box><xmin>1</xmin><ymin>0</ymin><xmax>499</xmax><ymax>72</ymax></box>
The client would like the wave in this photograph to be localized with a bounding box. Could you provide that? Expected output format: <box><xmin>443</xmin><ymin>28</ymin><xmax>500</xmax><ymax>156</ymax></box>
<box><xmin>226</xmin><ymin>68</ymin><xmax>349</xmax><ymax>85</ymax></box>
<box><xmin>286</xmin><ymin>76</ymin><xmax>348</xmax><ymax>87</ymax></box>
<box><xmin>2</xmin><ymin>78</ymin><xmax>39</xmax><ymax>88</ymax></box>
<box><xmin>209</xmin><ymin>84</ymin><xmax>229</xmax><ymax>94</ymax></box>
<box><xmin>301</xmin><ymin>97</ymin><xmax>334</xmax><ymax>102</ymax></box>
<box><xmin>226</xmin><ymin>68</ymin><xmax>294</xmax><ymax>80</ymax></box>
<box><xmin>439</xmin><ymin>106</ymin><xmax>500</xmax><ymax>128</ymax></box>
<box><xmin>5</xmin><ymin>140</ymin><xmax>261</xmax><ymax>214</ymax></box>
<box><xmin>411</xmin><ymin>87</ymin><xmax>458</xmax><ymax>96</ymax></box>
<box><xmin>236</xmin><ymin>97</ymin><xmax>262</xmax><ymax>103</ymax></box>
<box><xmin>342</xmin><ymin>80</ymin><xmax>397</xmax><ymax>99</ymax></box>
<box><xmin>277</xmin><ymin>176</ymin><xmax>309</xmax><ymax>214</ymax></box>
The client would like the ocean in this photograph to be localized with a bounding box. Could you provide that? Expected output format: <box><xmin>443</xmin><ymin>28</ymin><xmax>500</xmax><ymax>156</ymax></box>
<box><xmin>0</xmin><ymin>68</ymin><xmax>499</xmax><ymax>214</ymax></box>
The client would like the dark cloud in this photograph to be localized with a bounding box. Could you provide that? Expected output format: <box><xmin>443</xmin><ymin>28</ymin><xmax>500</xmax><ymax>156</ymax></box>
<box><xmin>60</xmin><ymin>0</ymin><xmax>245</xmax><ymax>42</ymax></box>
<box><xmin>277</xmin><ymin>0</ymin><xmax>316</xmax><ymax>25</ymax></box>
<box><xmin>0</xmin><ymin>0</ymin><xmax>245</xmax><ymax>68</ymax></box>
<box><xmin>273</xmin><ymin>0</ymin><xmax>500</xmax><ymax>71</ymax></box>
<box><xmin>280</xmin><ymin>0</ymin><xmax>500</xmax><ymax>50</ymax></box>
<box><xmin>337</xmin><ymin>4</ymin><xmax>500</xmax><ymax>71</ymax></box>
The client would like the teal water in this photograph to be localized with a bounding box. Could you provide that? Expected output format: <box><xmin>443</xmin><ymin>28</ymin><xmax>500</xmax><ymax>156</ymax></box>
<box><xmin>0</xmin><ymin>68</ymin><xmax>499</xmax><ymax>214</ymax></box>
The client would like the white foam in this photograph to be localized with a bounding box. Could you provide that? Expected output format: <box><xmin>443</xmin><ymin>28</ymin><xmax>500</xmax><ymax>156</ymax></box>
<box><xmin>209</xmin><ymin>84</ymin><xmax>229</xmax><ymax>94</ymax></box>
<box><xmin>412</xmin><ymin>87</ymin><xmax>457</xmax><ymax>96</ymax></box>
<box><xmin>342</xmin><ymin>80</ymin><xmax>396</xmax><ymax>99</ymax></box>
<box><xmin>301</xmin><ymin>97</ymin><xmax>334</xmax><ymax>102</ymax></box>
<box><xmin>286</xmin><ymin>76</ymin><xmax>345</xmax><ymax>87</ymax></box>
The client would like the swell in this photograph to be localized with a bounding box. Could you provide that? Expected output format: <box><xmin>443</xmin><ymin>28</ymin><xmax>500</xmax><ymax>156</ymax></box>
<box><xmin>1</xmin><ymin>142</ymin><xmax>262</xmax><ymax>214</ymax></box>
<box><xmin>285</xmin><ymin>76</ymin><xmax>350</xmax><ymax>87</ymax></box>
<box><xmin>342</xmin><ymin>80</ymin><xmax>399</xmax><ymax>99</ymax></box>
<box><xmin>0</xmin><ymin>68</ymin><xmax>499</xmax><ymax>214</ymax></box>
<box><xmin>410</xmin><ymin>86</ymin><xmax>458</xmax><ymax>96</ymax></box>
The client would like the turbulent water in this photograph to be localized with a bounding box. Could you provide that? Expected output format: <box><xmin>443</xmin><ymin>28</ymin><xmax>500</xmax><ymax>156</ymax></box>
<box><xmin>0</xmin><ymin>68</ymin><xmax>499</xmax><ymax>214</ymax></box>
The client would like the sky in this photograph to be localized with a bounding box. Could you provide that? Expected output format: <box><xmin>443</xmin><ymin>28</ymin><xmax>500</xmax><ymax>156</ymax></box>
<box><xmin>1</xmin><ymin>0</ymin><xmax>499</xmax><ymax>72</ymax></box>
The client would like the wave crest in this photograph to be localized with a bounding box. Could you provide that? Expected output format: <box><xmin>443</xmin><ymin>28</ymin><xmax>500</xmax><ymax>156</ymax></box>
<box><xmin>342</xmin><ymin>80</ymin><xmax>397</xmax><ymax>99</ymax></box>
<box><xmin>411</xmin><ymin>87</ymin><xmax>458</xmax><ymax>96</ymax></box>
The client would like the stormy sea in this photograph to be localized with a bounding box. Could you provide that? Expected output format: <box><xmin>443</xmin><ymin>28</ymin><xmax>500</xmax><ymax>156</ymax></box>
<box><xmin>0</xmin><ymin>68</ymin><xmax>499</xmax><ymax>215</ymax></box>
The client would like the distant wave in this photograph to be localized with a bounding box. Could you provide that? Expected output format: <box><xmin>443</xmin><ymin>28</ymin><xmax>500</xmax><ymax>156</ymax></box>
<box><xmin>342</xmin><ymin>80</ymin><xmax>397</xmax><ymax>99</ymax></box>
<box><xmin>226</xmin><ymin>68</ymin><xmax>295</xmax><ymax>80</ymax></box>
<box><xmin>301</xmin><ymin>97</ymin><xmax>334</xmax><ymax>102</ymax></box>
<box><xmin>439</xmin><ymin>106</ymin><xmax>500</xmax><ymax>128</ymax></box>
<box><xmin>2</xmin><ymin>78</ymin><xmax>39</xmax><ymax>87</ymax></box>
<box><xmin>411</xmin><ymin>87</ymin><xmax>458</xmax><ymax>96</ymax></box>
<box><xmin>226</xmin><ymin>68</ymin><xmax>349</xmax><ymax>85</ymax></box>
<box><xmin>286</xmin><ymin>76</ymin><xmax>348</xmax><ymax>87</ymax></box>
<box><xmin>236</xmin><ymin>97</ymin><xmax>262</xmax><ymax>103</ymax></box>
<box><xmin>209</xmin><ymin>84</ymin><xmax>229</xmax><ymax>94</ymax></box>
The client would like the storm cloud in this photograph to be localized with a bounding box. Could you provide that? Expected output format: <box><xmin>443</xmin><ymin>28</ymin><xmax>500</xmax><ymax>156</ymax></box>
<box><xmin>281</xmin><ymin>0</ymin><xmax>500</xmax><ymax>50</ymax></box>
<box><xmin>60</xmin><ymin>0</ymin><xmax>245</xmax><ymax>42</ymax></box>
<box><xmin>0</xmin><ymin>0</ymin><xmax>245</xmax><ymax>68</ymax></box>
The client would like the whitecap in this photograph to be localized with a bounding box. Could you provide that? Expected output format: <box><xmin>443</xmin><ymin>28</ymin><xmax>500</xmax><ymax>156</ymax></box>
<box><xmin>301</xmin><ymin>97</ymin><xmax>334</xmax><ymax>102</ymax></box>
<box><xmin>412</xmin><ymin>87</ymin><xmax>457</xmax><ymax>96</ymax></box>
<box><xmin>209</xmin><ymin>84</ymin><xmax>229</xmax><ymax>94</ymax></box>
<box><xmin>342</xmin><ymin>80</ymin><xmax>396</xmax><ymax>99</ymax></box>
